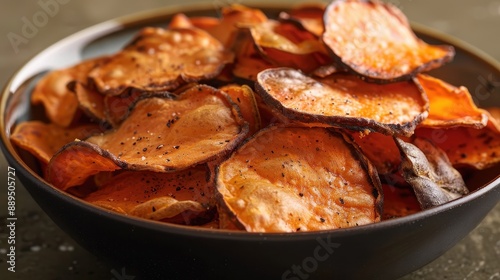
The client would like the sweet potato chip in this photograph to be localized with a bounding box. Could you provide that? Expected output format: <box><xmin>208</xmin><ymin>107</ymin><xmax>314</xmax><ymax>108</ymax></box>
<box><xmin>168</xmin><ymin>13</ymin><xmax>195</xmax><ymax>29</ymax></box>
<box><xmin>394</xmin><ymin>138</ymin><xmax>469</xmax><ymax>209</ymax></box>
<box><xmin>485</xmin><ymin>107</ymin><xmax>500</xmax><ymax>131</ymax></box>
<box><xmin>279</xmin><ymin>3</ymin><xmax>326</xmax><ymax>37</ymax></box>
<box><xmin>89</xmin><ymin>27</ymin><xmax>234</xmax><ymax>95</ymax></box>
<box><xmin>417</xmin><ymin>74</ymin><xmax>487</xmax><ymax>128</ymax></box>
<box><xmin>219</xmin><ymin>84</ymin><xmax>261</xmax><ymax>135</ymax></box>
<box><xmin>216</xmin><ymin>126</ymin><xmax>382</xmax><ymax>232</ymax></box>
<box><xmin>322</xmin><ymin>0</ymin><xmax>454</xmax><ymax>83</ymax></box>
<box><xmin>231</xmin><ymin>30</ymin><xmax>275</xmax><ymax>81</ymax></box>
<box><xmin>31</xmin><ymin>57</ymin><xmax>106</xmax><ymax>127</ymax></box>
<box><xmin>46</xmin><ymin>141</ymin><xmax>123</xmax><ymax>190</ymax></box>
<box><xmin>73</xmin><ymin>83</ymin><xmax>107</xmax><ymax>123</ymax></box>
<box><xmin>103</xmin><ymin>90</ymin><xmax>144</xmax><ymax>127</ymax></box>
<box><xmin>199</xmin><ymin>4</ymin><xmax>268</xmax><ymax>47</ymax></box>
<box><xmin>350</xmin><ymin>132</ymin><xmax>401</xmax><ymax>175</ymax></box>
<box><xmin>10</xmin><ymin>121</ymin><xmax>102</xmax><ymax>164</ymax></box>
<box><xmin>85</xmin><ymin>166</ymin><xmax>213</xmax><ymax>223</ymax></box>
<box><xmin>382</xmin><ymin>183</ymin><xmax>420</xmax><ymax>219</ymax></box>
<box><xmin>248</xmin><ymin>20</ymin><xmax>332</xmax><ymax>73</ymax></box>
<box><xmin>256</xmin><ymin>68</ymin><xmax>428</xmax><ymax>136</ymax></box>
<box><xmin>415</xmin><ymin>118</ymin><xmax>500</xmax><ymax>169</ymax></box>
<box><xmin>86</xmin><ymin>85</ymin><xmax>248</xmax><ymax>172</ymax></box>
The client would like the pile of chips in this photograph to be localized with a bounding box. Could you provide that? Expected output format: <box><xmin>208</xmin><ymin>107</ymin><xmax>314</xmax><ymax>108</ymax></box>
<box><xmin>11</xmin><ymin>0</ymin><xmax>500</xmax><ymax>232</ymax></box>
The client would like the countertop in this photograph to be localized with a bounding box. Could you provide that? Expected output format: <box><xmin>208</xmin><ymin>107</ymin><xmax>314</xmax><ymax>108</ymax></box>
<box><xmin>0</xmin><ymin>0</ymin><xmax>499</xmax><ymax>279</ymax></box>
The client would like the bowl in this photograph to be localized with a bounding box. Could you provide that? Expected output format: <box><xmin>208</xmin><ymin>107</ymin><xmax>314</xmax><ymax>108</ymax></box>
<box><xmin>1</xmin><ymin>4</ymin><xmax>499</xmax><ymax>280</ymax></box>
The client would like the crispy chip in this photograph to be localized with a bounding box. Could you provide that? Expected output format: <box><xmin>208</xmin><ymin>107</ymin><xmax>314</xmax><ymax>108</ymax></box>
<box><xmin>415</xmin><ymin>118</ymin><xmax>500</xmax><ymax>169</ymax></box>
<box><xmin>73</xmin><ymin>83</ymin><xmax>107</xmax><ymax>123</ymax></box>
<box><xmin>86</xmin><ymin>85</ymin><xmax>248</xmax><ymax>172</ymax></box>
<box><xmin>350</xmin><ymin>132</ymin><xmax>401</xmax><ymax>175</ymax></box>
<box><xmin>31</xmin><ymin>57</ymin><xmax>106</xmax><ymax>127</ymax></box>
<box><xmin>216</xmin><ymin>126</ymin><xmax>382</xmax><ymax>232</ymax></box>
<box><xmin>394</xmin><ymin>138</ymin><xmax>469</xmax><ymax>209</ymax></box>
<box><xmin>89</xmin><ymin>27</ymin><xmax>234</xmax><ymax>95</ymax></box>
<box><xmin>10</xmin><ymin>121</ymin><xmax>102</xmax><ymax>164</ymax></box>
<box><xmin>248</xmin><ymin>20</ymin><xmax>332</xmax><ymax>73</ymax></box>
<box><xmin>46</xmin><ymin>141</ymin><xmax>123</xmax><ymax>190</ymax></box>
<box><xmin>200</xmin><ymin>4</ymin><xmax>268</xmax><ymax>47</ymax></box>
<box><xmin>231</xmin><ymin>30</ymin><xmax>275</xmax><ymax>81</ymax></box>
<box><xmin>85</xmin><ymin>166</ymin><xmax>213</xmax><ymax>223</ymax></box>
<box><xmin>382</xmin><ymin>184</ymin><xmax>420</xmax><ymax>220</ymax></box>
<box><xmin>256</xmin><ymin>68</ymin><xmax>428</xmax><ymax>136</ymax></box>
<box><xmin>103</xmin><ymin>90</ymin><xmax>144</xmax><ymax>127</ymax></box>
<box><xmin>279</xmin><ymin>3</ymin><xmax>326</xmax><ymax>37</ymax></box>
<box><xmin>219</xmin><ymin>84</ymin><xmax>261</xmax><ymax>135</ymax></box>
<box><xmin>322</xmin><ymin>0</ymin><xmax>454</xmax><ymax>83</ymax></box>
<box><xmin>417</xmin><ymin>74</ymin><xmax>487</xmax><ymax>128</ymax></box>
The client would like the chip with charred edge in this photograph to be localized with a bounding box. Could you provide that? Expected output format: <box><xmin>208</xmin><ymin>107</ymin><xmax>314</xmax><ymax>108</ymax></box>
<box><xmin>255</xmin><ymin>68</ymin><xmax>428</xmax><ymax>136</ymax></box>
<box><xmin>279</xmin><ymin>3</ymin><xmax>326</xmax><ymax>37</ymax></box>
<box><xmin>248</xmin><ymin>20</ymin><xmax>332</xmax><ymax>73</ymax></box>
<box><xmin>350</xmin><ymin>131</ymin><xmax>402</xmax><ymax>175</ymax></box>
<box><xmin>415</xmin><ymin>117</ymin><xmax>500</xmax><ymax>170</ymax></box>
<box><xmin>73</xmin><ymin>83</ymin><xmax>107</xmax><ymax>123</ymax></box>
<box><xmin>216</xmin><ymin>126</ymin><xmax>382</xmax><ymax>232</ymax></box>
<box><xmin>219</xmin><ymin>84</ymin><xmax>261</xmax><ymax>135</ymax></box>
<box><xmin>46</xmin><ymin>141</ymin><xmax>124</xmax><ymax>190</ymax></box>
<box><xmin>86</xmin><ymin>85</ymin><xmax>248</xmax><ymax>172</ymax></box>
<box><xmin>31</xmin><ymin>57</ymin><xmax>107</xmax><ymax>127</ymax></box>
<box><xmin>417</xmin><ymin>74</ymin><xmax>487</xmax><ymax>128</ymax></box>
<box><xmin>10</xmin><ymin>121</ymin><xmax>103</xmax><ymax>165</ymax></box>
<box><xmin>394</xmin><ymin>138</ymin><xmax>469</xmax><ymax>209</ymax></box>
<box><xmin>322</xmin><ymin>0</ymin><xmax>454</xmax><ymax>83</ymax></box>
<box><xmin>85</xmin><ymin>166</ymin><xmax>213</xmax><ymax>222</ymax></box>
<box><xmin>88</xmin><ymin>27</ymin><xmax>234</xmax><ymax>95</ymax></box>
<box><xmin>104</xmin><ymin>90</ymin><xmax>144</xmax><ymax>127</ymax></box>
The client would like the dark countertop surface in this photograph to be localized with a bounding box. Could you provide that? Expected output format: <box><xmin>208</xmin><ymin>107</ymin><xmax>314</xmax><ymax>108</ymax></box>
<box><xmin>0</xmin><ymin>0</ymin><xmax>499</xmax><ymax>279</ymax></box>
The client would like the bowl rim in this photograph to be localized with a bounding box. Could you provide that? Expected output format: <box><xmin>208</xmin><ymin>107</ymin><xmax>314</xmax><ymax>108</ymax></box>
<box><xmin>1</xmin><ymin>2</ymin><xmax>499</xmax><ymax>240</ymax></box>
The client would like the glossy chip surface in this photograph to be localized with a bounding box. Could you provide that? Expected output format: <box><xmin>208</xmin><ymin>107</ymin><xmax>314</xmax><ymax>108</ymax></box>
<box><xmin>216</xmin><ymin>126</ymin><xmax>382</xmax><ymax>232</ymax></box>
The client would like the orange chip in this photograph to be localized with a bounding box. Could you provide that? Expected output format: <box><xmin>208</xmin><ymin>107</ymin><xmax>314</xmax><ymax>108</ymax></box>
<box><xmin>350</xmin><ymin>131</ymin><xmax>402</xmax><ymax>175</ymax></box>
<box><xmin>417</xmin><ymin>74</ymin><xmax>487</xmax><ymax>128</ymax></box>
<box><xmin>231</xmin><ymin>30</ymin><xmax>275</xmax><ymax>81</ymax></box>
<box><xmin>216</xmin><ymin>126</ymin><xmax>382</xmax><ymax>232</ymax></box>
<box><xmin>256</xmin><ymin>68</ymin><xmax>428</xmax><ymax>136</ymax></box>
<box><xmin>86</xmin><ymin>85</ymin><xmax>248</xmax><ymax>172</ymax></box>
<box><xmin>31</xmin><ymin>57</ymin><xmax>107</xmax><ymax>127</ymax></box>
<box><xmin>322</xmin><ymin>0</ymin><xmax>454</xmax><ymax>82</ymax></box>
<box><xmin>382</xmin><ymin>184</ymin><xmax>420</xmax><ymax>220</ymax></box>
<box><xmin>415</xmin><ymin>117</ymin><xmax>500</xmax><ymax>169</ymax></box>
<box><xmin>89</xmin><ymin>27</ymin><xmax>234</xmax><ymax>95</ymax></box>
<box><xmin>73</xmin><ymin>83</ymin><xmax>107</xmax><ymax>123</ymax></box>
<box><xmin>219</xmin><ymin>84</ymin><xmax>261</xmax><ymax>135</ymax></box>
<box><xmin>248</xmin><ymin>20</ymin><xmax>332</xmax><ymax>72</ymax></box>
<box><xmin>85</xmin><ymin>165</ymin><xmax>213</xmax><ymax>223</ymax></box>
<box><xmin>279</xmin><ymin>3</ymin><xmax>326</xmax><ymax>37</ymax></box>
<box><xmin>103</xmin><ymin>90</ymin><xmax>143</xmax><ymax>127</ymax></box>
<box><xmin>200</xmin><ymin>4</ymin><xmax>268</xmax><ymax>47</ymax></box>
<box><xmin>46</xmin><ymin>141</ymin><xmax>123</xmax><ymax>190</ymax></box>
<box><xmin>10</xmin><ymin>121</ymin><xmax>102</xmax><ymax>164</ymax></box>
<box><xmin>168</xmin><ymin>13</ymin><xmax>194</xmax><ymax>29</ymax></box>
<box><xmin>485</xmin><ymin>107</ymin><xmax>500</xmax><ymax>131</ymax></box>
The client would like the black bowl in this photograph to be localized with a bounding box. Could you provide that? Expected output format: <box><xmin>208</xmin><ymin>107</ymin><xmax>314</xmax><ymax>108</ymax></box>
<box><xmin>1</xmin><ymin>4</ymin><xmax>499</xmax><ymax>280</ymax></box>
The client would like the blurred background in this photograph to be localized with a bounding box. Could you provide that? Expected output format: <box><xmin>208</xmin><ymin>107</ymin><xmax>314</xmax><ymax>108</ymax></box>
<box><xmin>0</xmin><ymin>0</ymin><xmax>499</xmax><ymax>279</ymax></box>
